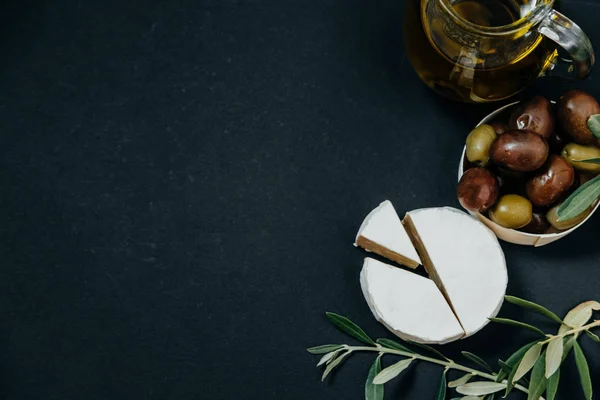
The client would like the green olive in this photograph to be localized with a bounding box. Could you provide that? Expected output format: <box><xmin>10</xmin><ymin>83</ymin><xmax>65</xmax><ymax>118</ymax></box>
<box><xmin>561</xmin><ymin>143</ymin><xmax>600</xmax><ymax>173</ymax></box>
<box><xmin>489</xmin><ymin>194</ymin><xmax>533</xmax><ymax>229</ymax></box>
<box><xmin>546</xmin><ymin>203</ymin><xmax>592</xmax><ymax>231</ymax></box>
<box><xmin>466</xmin><ymin>124</ymin><xmax>497</xmax><ymax>166</ymax></box>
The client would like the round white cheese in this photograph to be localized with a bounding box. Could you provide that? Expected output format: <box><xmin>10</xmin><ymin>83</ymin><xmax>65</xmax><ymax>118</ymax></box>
<box><xmin>405</xmin><ymin>207</ymin><xmax>507</xmax><ymax>338</ymax></box>
<box><xmin>360</xmin><ymin>257</ymin><xmax>465</xmax><ymax>344</ymax></box>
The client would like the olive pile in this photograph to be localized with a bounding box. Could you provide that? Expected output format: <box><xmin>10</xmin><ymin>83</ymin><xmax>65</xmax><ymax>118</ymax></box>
<box><xmin>458</xmin><ymin>90</ymin><xmax>600</xmax><ymax>234</ymax></box>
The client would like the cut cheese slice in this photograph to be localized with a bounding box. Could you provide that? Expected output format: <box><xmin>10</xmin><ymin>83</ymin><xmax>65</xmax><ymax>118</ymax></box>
<box><xmin>404</xmin><ymin>207</ymin><xmax>507</xmax><ymax>337</ymax></box>
<box><xmin>355</xmin><ymin>200</ymin><xmax>421</xmax><ymax>268</ymax></box>
<box><xmin>360</xmin><ymin>257</ymin><xmax>464</xmax><ymax>344</ymax></box>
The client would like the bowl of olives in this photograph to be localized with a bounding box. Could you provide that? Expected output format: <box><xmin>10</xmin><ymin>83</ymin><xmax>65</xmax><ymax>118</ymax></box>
<box><xmin>457</xmin><ymin>91</ymin><xmax>600</xmax><ymax>247</ymax></box>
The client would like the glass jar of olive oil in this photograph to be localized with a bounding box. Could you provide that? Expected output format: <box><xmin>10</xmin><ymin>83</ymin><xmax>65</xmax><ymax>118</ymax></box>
<box><xmin>403</xmin><ymin>0</ymin><xmax>594</xmax><ymax>103</ymax></box>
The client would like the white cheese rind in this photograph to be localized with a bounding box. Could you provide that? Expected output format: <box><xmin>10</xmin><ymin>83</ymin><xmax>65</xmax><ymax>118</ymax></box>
<box><xmin>360</xmin><ymin>257</ymin><xmax>464</xmax><ymax>344</ymax></box>
<box><xmin>355</xmin><ymin>200</ymin><xmax>421</xmax><ymax>266</ymax></box>
<box><xmin>405</xmin><ymin>207</ymin><xmax>507</xmax><ymax>337</ymax></box>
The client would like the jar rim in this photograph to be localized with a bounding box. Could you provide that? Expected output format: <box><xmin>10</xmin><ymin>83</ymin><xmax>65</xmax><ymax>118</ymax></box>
<box><xmin>438</xmin><ymin>0</ymin><xmax>554</xmax><ymax>37</ymax></box>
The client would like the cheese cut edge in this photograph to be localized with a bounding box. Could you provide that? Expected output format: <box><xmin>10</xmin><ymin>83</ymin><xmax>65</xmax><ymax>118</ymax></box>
<box><xmin>355</xmin><ymin>200</ymin><xmax>422</xmax><ymax>269</ymax></box>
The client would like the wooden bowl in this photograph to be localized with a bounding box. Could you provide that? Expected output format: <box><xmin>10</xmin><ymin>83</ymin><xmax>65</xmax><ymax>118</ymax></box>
<box><xmin>457</xmin><ymin>101</ymin><xmax>600</xmax><ymax>247</ymax></box>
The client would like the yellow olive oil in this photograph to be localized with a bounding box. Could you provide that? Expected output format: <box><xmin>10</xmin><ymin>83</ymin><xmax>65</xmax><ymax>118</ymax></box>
<box><xmin>404</xmin><ymin>0</ymin><xmax>558</xmax><ymax>103</ymax></box>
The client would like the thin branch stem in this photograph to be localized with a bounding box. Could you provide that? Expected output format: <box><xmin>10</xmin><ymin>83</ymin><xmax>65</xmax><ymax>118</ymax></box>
<box><xmin>347</xmin><ymin>345</ymin><xmax>534</xmax><ymax>397</ymax></box>
<box><xmin>541</xmin><ymin>320</ymin><xmax>600</xmax><ymax>344</ymax></box>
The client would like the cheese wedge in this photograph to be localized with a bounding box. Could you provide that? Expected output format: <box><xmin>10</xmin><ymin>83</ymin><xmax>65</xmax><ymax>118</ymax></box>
<box><xmin>355</xmin><ymin>200</ymin><xmax>421</xmax><ymax>268</ymax></box>
<box><xmin>360</xmin><ymin>257</ymin><xmax>464</xmax><ymax>344</ymax></box>
<box><xmin>404</xmin><ymin>207</ymin><xmax>507</xmax><ymax>337</ymax></box>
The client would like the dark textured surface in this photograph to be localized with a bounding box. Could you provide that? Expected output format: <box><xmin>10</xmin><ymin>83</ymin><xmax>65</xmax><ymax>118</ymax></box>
<box><xmin>1</xmin><ymin>0</ymin><xmax>599</xmax><ymax>399</ymax></box>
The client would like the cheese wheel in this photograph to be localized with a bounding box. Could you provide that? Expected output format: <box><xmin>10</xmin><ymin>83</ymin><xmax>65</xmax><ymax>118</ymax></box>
<box><xmin>355</xmin><ymin>200</ymin><xmax>421</xmax><ymax>268</ymax></box>
<box><xmin>404</xmin><ymin>207</ymin><xmax>507</xmax><ymax>337</ymax></box>
<box><xmin>360</xmin><ymin>257</ymin><xmax>464</xmax><ymax>344</ymax></box>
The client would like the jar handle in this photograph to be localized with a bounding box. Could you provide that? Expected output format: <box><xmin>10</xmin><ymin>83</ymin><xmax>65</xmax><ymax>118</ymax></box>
<box><xmin>537</xmin><ymin>9</ymin><xmax>595</xmax><ymax>79</ymax></box>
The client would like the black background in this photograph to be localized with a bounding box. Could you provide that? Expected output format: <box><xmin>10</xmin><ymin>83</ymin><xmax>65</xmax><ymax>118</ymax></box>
<box><xmin>1</xmin><ymin>0</ymin><xmax>599</xmax><ymax>399</ymax></box>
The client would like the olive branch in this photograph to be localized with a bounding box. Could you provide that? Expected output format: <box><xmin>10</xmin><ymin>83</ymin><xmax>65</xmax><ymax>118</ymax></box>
<box><xmin>307</xmin><ymin>296</ymin><xmax>600</xmax><ymax>400</ymax></box>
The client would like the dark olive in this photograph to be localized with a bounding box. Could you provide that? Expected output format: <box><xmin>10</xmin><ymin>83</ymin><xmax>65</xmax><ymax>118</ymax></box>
<box><xmin>521</xmin><ymin>212</ymin><xmax>551</xmax><ymax>234</ymax></box>
<box><xmin>490</xmin><ymin>166</ymin><xmax>526</xmax><ymax>196</ymax></box>
<box><xmin>489</xmin><ymin>120</ymin><xmax>507</xmax><ymax>135</ymax></box>
<box><xmin>489</xmin><ymin>130</ymin><xmax>549</xmax><ymax>172</ymax></box>
<box><xmin>558</xmin><ymin>90</ymin><xmax>600</xmax><ymax>146</ymax></box>
<box><xmin>561</xmin><ymin>143</ymin><xmax>600</xmax><ymax>173</ymax></box>
<box><xmin>457</xmin><ymin>167</ymin><xmax>500</xmax><ymax>213</ymax></box>
<box><xmin>489</xmin><ymin>194</ymin><xmax>533</xmax><ymax>229</ymax></box>
<box><xmin>508</xmin><ymin>96</ymin><xmax>555</xmax><ymax>139</ymax></box>
<box><xmin>549</xmin><ymin>130</ymin><xmax>568</xmax><ymax>154</ymax></box>
<box><xmin>525</xmin><ymin>155</ymin><xmax>575</xmax><ymax>206</ymax></box>
<box><xmin>465</xmin><ymin>124</ymin><xmax>497</xmax><ymax>166</ymax></box>
<box><xmin>547</xmin><ymin>203</ymin><xmax>591</xmax><ymax>231</ymax></box>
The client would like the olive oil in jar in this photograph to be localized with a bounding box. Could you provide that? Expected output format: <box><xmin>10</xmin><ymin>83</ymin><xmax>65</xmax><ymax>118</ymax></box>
<box><xmin>403</xmin><ymin>0</ymin><xmax>559</xmax><ymax>103</ymax></box>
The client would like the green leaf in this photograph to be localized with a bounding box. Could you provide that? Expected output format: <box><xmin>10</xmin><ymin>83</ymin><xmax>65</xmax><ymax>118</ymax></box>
<box><xmin>435</xmin><ymin>370</ymin><xmax>447</xmax><ymax>400</ymax></box>
<box><xmin>503</xmin><ymin>341</ymin><xmax>540</xmax><ymax>395</ymax></box>
<box><xmin>307</xmin><ymin>344</ymin><xmax>344</xmax><ymax>355</ymax></box>
<box><xmin>557</xmin><ymin>174</ymin><xmax>600</xmax><ymax>221</ymax></box>
<box><xmin>462</xmin><ymin>352</ymin><xmax>494</xmax><ymax>374</ymax></box>
<box><xmin>456</xmin><ymin>382</ymin><xmax>505</xmax><ymax>396</ymax></box>
<box><xmin>545</xmin><ymin>337</ymin><xmax>563</xmax><ymax>378</ymax></box>
<box><xmin>376</xmin><ymin>338</ymin><xmax>413</xmax><ymax>353</ymax></box>
<box><xmin>326</xmin><ymin>313</ymin><xmax>375</xmax><ymax>345</ymax></box>
<box><xmin>513</xmin><ymin>343</ymin><xmax>543</xmax><ymax>384</ymax></box>
<box><xmin>559</xmin><ymin>301</ymin><xmax>600</xmax><ymax>334</ymax></box>
<box><xmin>317</xmin><ymin>350</ymin><xmax>340</xmax><ymax>367</ymax></box>
<box><xmin>504</xmin><ymin>296</ymin><xmax>564</xmax><ymax>324</ymax></box>
<box><xmin>406</xmin><ymin>340</ymin><xmax>450</xmax><ymax>361</ymax></box>
<box><xmin>527</xmin><ymin>351</ymin><xmax>548</xmax><ymax>400</ymax></box>
<box><xmin>497</xmin><ymin>360</ymin><xmax>512</xmax><ymax>376</ymax></box>
<box><xmin>484</xmin><ymin>394</ymin><xmax>496</xmax><ymax>400</ymax></box>
<box><xmin>588</xmin><ymin>114</ymin><xmax>600</xmax><ymax>139</ymax></box>
<box><xmin>585</xmin><ymin>330</ymin><xmax>600</xmax><ymax>342</ymax></box>
<box><xmin>577</xmin><ymin>158</ymin><xmax>600</xmax><ymax>164</ymax></box>
<box><xmin>573</xmin><ymin>341</ymin><xmax>593</xmax><ymax>400</ymax></box>
<box><xmin>448</xmin><ymin>373</ymin><xmax>473</xmax><ymax>388</ymax></box>
<box><xmin>488</xmin><ymin>318</ymin><xmax>546</xmax><ymax>337</ymax></box>
<box><xmin>372</xmin><ymin>358</ymin><xmax>413</xmax><ymax>385</ymax></box>
<box><xmin>365</xmin><ymin>356</ymin><xmax>384</xmax><ymax>400</ymax></box>
<box><xmin>562</xmin><ymin>335</ymin><xmax>578</xmax><ymax>362</ymax></box>
<box><xmin>459</xmin><ymin>397</ymin><xmax>483</xmax><ymax>400</ymax></box>
<box><xmin>321</xmin><ymin>351</ymin><xmax>351</xmax><ymax>381</ymax></box>
<box><xmin>546</xmin><ymin>368</ymin><xmax>560</xmax><ymax>400</ymax></box>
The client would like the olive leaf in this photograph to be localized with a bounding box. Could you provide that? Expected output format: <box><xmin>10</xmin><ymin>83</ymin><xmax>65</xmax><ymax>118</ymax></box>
<box><xmin>559</xmin><ymin>301</ymin><xmax>600</xmax><ymax>334</ymax></box>
<box><xmin>546</xmin><ymin>368</ymin><xmax>560</xmax><ymax>400</ymax></box>
<box><xmin>527</xmin><ymin>351</ymin><xmax>548</xmax><ymax>400</ymax></box>
<box><xmin>317</xmin><ymin>350</ymin><xmax>341</xmax><ymax>367</ymax></box>
<box><xmin>545</xmin><ymin>337</ymin><xmax>563</xmax><ymax>378</ymax></box>
<box><xmin>307</xmin><ymin>344</ymin><xmax>344</xmax><ymax>355</ymax></box>
<box><xmin>585</xmin><ymin>330</ymin><xmax>600</xmax><ymax>342</ymax></box>
<box><xmin>502</xmin><ymin>341</ymin><xmax>540</xmax><ymax>395</ymax></box>
<box><xmin>573</xmin><ymin>341</ymin><xmax>593</xmax><ymax>400</ymax></box>
<box><xmin>365</xmin><ymin>356</ymin><xmax>383</xmax><ymax>400</ymax></box>
<box><xmin>513</xmin><ymin>343</ymin><xmax>543</xmax><ymax>383</ymax></box>
<box><xmin>326</xmin><ymin>312</ymin><xmax>375</xmax><ymax>345</ymax></box>
<box><xmin>406</xmin><ymin>340</ymin><xmax>450</xmax><ymax>361</ymax></box>
<box><xmin>449</xmin><ymin>373</ymin><xmax>473</xmax><ymax>388</ymax></box>
<box><xmin>376</xmin><ymin>338</ymin><xmax>413</xmax><ymax>353</ymax></box>
<box><xmin>456</xmin><ymin>382</ymin><xmax>506</xmax><ymax>396</ymax></box>
<box><xmin>372</xmin><ymin>358</ymin><xmax>413</xmax><ymax>385</ymax></box>
<box><xmin>577</xmin><ymin>158</ymin><xmax>600</xmax><ymax>164</ymax></box>
<box><xmin>435</xmin><ymin>370</ymin><xmax>447</xmax><ymax>400</ymax></box>
<box><xmin>488</xmin><ymin>317</ymin><xmax>546</xmax><ymax>337</ymax></box>
<box><xmin>504</xmin><ymin>296</ymin><xmax>564</xmax><ymax>324</ymax></box>
<box><xmin>588</xmin><ymin>114</ymin><xmax>600</xmax><ymax>139</ymax></box>
<box><xmin>462</xmin><ymin>352</ymin><xmax>494</xmax><ymax>374</ymax></box>
<box><xmin>321</xmin><ymin>351</ymin><xmax>351</xmax><ymax>381</ymax></box>
<box><xmin>557</xmin><ymin>174</ymin><xmax>600</xmax><ymax>221</ymax></box>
